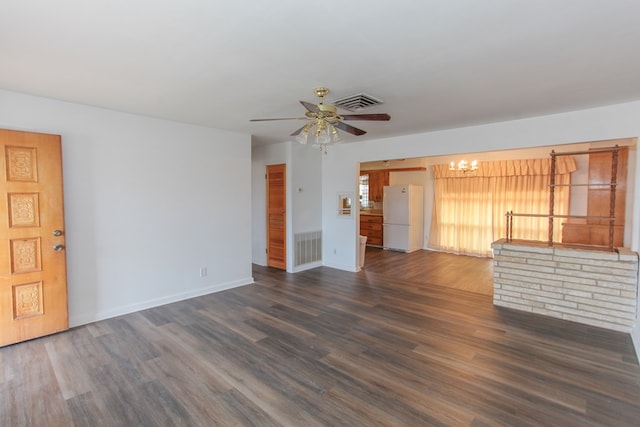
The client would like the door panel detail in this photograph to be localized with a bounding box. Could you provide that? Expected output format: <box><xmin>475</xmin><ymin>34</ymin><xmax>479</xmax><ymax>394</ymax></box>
<box><xmin>5</xmin><ymin>146</ymin><xmax>38</xmax><ymax>182</ymax></box>
<box><xmin>12</xmin><ymin>281</ymin><xmax>44</xmax><ymax>319</ymax></box>
<box><xmin>10</xmin><ymin>238</ymin><xmax>42</xmax><ymax>274</ymax></box>
<box><xmin>8</xmin><ymin>193</ymin><xmax>40</xmax><ymax>227</ymax></box>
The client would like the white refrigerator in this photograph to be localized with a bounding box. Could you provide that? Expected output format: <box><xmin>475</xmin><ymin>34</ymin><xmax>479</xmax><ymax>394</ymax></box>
<box><xmin>383</xmin><ymin>185</ymin><xmax>424</xmax><ymax>252</ymax></box>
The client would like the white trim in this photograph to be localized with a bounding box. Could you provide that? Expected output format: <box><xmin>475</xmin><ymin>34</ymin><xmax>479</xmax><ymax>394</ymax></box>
<box><xmin>322</xmin><ymin>260</ymin><xmax>358</xmax><ymax>273</ymax></box>
<box><xmin>69</xmin><ymin>277</ymin><xmax>254</xmax><ymax>327</ymax></box>
<box><xmin>292</xmin><ymin>261</ymin><xmax>323</xmax><ymax>273</ymax></box>
<box><xmin>631</xmin><ymin>326</ymin><xmax>640</xmax><ymax>364</ymax></box>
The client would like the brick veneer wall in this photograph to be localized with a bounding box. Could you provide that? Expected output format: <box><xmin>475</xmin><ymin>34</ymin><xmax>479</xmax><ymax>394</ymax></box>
<box><xmin>492</xmin><ymin>239</ymin><xmax>639</xmax><ymax>332</ymax></box>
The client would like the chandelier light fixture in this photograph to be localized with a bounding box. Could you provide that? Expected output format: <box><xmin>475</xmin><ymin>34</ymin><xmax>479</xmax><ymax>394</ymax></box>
<box><xmin>449</xmin><ymin>159</ymin><xmax>479</xmax><ymax>173</ymax></box>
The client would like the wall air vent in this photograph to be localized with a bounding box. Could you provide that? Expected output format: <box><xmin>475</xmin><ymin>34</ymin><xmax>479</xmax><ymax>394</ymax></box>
<box><xmin>294</xmin><ymin>230</ymin><xmax>322</xmax><ymax>267</ymax></box>
<box><xmin>332</xmin><ymin>93</ymin><xmax>384</xmax><ymax>112</ymax></box>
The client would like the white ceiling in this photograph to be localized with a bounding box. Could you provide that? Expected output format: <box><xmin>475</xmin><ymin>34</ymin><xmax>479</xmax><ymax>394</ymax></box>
<box><xmin>2</xmin><ymin>1</ymin><xmax>640</xmax><ymax>146</ymax></box>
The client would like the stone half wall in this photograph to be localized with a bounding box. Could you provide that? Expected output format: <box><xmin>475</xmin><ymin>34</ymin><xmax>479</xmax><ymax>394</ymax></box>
<box><xmin>492</xmin><ymin>239</ymin><xmax>639</xmax><ymax>332</ymax></box>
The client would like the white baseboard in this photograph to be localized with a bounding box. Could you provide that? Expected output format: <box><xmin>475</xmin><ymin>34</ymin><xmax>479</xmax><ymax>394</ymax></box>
<box><xmin>69</xmin><ymin>276</ymin><xmax>254</xmax><ymax>327</ymax></box>
<box><xmin>292</xmin><ymin>261</ymin><xmax>322</xmax><ymax>273</ymax></box>
<box><xmin>322</xmin><ymin>260</ymin><xmax>358</xmax><ymax>272</ymax></box>
<box><xmin>252</xmin><ymin>257</ymin><xmax>267</xmax><ymax>266</ymax></box>
<box><xmin>631</xmin><ymin>324</ymin><xmax>640</xmax><ymax>364</ymax></box>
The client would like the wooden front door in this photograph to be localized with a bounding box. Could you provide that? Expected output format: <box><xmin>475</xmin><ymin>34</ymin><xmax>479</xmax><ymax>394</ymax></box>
<box><xmin>266</xmin><ymin>164</ymin><xmax>286</xmax><ymax>270</ymax></box>
<box><xmin>0</xmin><ymin>129</ymin><xmax>68</xmax><ymax>347</ymax></box>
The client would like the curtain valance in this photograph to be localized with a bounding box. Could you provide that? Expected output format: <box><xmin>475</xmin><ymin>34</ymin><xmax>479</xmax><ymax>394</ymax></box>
<box><xmin>433</xmin><ymin>156</ymin><xmax>577</xmax><ymax>178</ymax></box>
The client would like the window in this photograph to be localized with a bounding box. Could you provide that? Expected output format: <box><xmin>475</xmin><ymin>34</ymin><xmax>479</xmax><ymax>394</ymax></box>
<box><xmin>429</xmin><ymin>157</ymin><xmax>576</xmax><ymax>257</ymax></box>
<box><xmin>359</xmin><ymin>174</ymin><xmax>369</xmax><ymax>208</ymax></box>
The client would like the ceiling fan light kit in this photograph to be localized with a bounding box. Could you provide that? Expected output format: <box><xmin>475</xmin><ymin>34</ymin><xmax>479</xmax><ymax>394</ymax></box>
<box><xmin>296</xmin><ymin>116</ymin><xmax>342</xmax><ymax>150</ymax></box>
<box><xmin>250</xmin><ymin>87</ymin><xmax>390</xmax><ymax>153</ymax></box>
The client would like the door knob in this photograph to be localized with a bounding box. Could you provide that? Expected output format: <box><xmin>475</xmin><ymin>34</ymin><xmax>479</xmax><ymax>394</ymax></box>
<box><xmin>53</xmin><ymin>244</ymin><xmax>64</xmax><ymax>252</ymax></box>
<box><xmin>53</xmin><ymin>230</ymin><xmax>63</xmax><ymax>236</ymax></box>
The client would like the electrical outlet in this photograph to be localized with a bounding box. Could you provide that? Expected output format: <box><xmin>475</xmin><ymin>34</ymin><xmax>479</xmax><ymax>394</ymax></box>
<box><xmin>200</xmin><ymin>267</ymin><xmax>207</xmax><ymax>277</ymax></box>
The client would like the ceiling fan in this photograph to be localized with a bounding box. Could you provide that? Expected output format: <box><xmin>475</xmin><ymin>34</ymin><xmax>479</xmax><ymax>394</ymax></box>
<box><xmin>250</xmin><ymin>87</ymin><xmax>391</xmax><ymax>145</ymax></box>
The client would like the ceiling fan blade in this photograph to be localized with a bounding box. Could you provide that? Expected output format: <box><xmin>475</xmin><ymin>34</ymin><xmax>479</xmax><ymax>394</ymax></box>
<box><xmin>300</xmin><ymin>101</ymin><xmax>319</xmax><ymax>113</ymax></box>
<box><xmin>250</xmin><ymin>117</ymin><xmax>307</xmax><ymax>122</ymax></box>
<box><xmin>290</xmin><ymin>125</ymin><xmax>308</xmax><ymax>136</ymax></box>
<box><xmin>335</xmin><ymin>121</ymin><xmax>367</xmax><ymax>136</ymax></box>
<box><xmin>340</xmin><ymin>113</ymin><xmax>391</xmax><ymax>121</ymax></box>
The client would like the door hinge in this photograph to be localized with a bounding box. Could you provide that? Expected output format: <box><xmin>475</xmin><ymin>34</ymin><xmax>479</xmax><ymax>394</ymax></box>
<box><xmin>265</xmin><ymin>173</ymin><xmax>267</xmax><ymax>179</ymax></box>
<box><xmin>266</xmin><ymin>248</ymin><xmax>268</xmax><ymax>254</ymax></box>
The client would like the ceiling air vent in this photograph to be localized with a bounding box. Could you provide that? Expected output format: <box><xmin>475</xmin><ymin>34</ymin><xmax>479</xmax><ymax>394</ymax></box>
<box><xmin>332</xmin><ymin>92</ymin><xmax>384</xmax><ymax>112</ymax></box>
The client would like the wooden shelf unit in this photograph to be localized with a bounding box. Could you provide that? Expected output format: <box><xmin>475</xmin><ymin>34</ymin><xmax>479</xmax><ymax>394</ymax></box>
<box><xmin>560</xmin><ymin>145</ymin><xmax>627</xmax><ymax>248</ymax></box>
<box><xmin>506</xmin><ymin>144</ymin><xmax>627</xmax><ymax>251</ymax></box>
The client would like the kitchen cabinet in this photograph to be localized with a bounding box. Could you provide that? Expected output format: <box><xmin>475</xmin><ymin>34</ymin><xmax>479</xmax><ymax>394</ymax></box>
<box><xmin>365</xmin><ymin>170</ymin><xmax>389</xmax><ymax>202</ymax></box>
<box><xmin>360</xmin><ymin>214</ymin><xmax>383</xmax><ymax>246</ymax></box>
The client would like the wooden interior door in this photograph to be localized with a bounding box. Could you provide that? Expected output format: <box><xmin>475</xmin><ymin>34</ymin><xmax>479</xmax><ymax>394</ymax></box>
<box><xmin>0</xmin><ymin>129</ymin><xmax>68</xmax><ymax>347</ymax></box>
<box><xmin>266</xmin><ymin>164</ymin><xmax>286</xmax><ymax>270</ymax></box>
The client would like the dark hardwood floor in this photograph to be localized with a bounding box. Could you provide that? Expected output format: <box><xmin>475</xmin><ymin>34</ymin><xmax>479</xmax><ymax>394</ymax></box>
<box><xmin>363</xmin><ymin>247</ymin><xmax>494</xmax><ymax>295</ymax></box>
<box><xmin>1</xmin><ymin>253</ymin><xmax>639</xmax><ymax>426</ymax></box>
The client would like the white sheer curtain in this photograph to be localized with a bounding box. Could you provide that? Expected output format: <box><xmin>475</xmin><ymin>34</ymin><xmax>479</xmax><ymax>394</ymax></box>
<box><xmin>429</xmin><ymin>157</ymin><xmax>576</xmax><ymax>257</ymax></box>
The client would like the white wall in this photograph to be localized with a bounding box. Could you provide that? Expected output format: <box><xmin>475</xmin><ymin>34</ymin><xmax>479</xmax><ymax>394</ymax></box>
<box><xmin>251</xmin><ymin>140</ymin><xmax>322</xmax><ymax>271</ymax></box>
<box><xmin>322</xmin><ymin>151</ymin><xmax>361</xmax><ymax>272</ymax></box>
<box><xmin>291</xmin><ymin>142</ymin><xmax>322</xmax><ymax>235</ymax></box>
<box><xmin>634</xmin><ymin>141</ymin><xmax>640</xmax><ymax>357</ymax></box>
<box><xmin>0</xmin><ymin>89</ymin><xmax>253</xmax><ymax>326</ymax></box>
